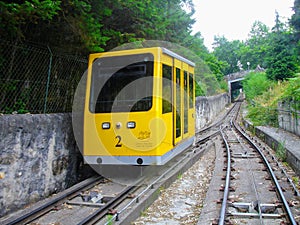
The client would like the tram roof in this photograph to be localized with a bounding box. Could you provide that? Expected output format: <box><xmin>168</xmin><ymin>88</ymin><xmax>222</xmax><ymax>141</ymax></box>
<box><xmin>161</xmin><ymin>47</ymin><xmax>195</xmax><ymax>67</ymax></box>
<box><xmin>90</xmin><ymin>47</ymin><xmax>195</xmax><ymax>67</ymax></box>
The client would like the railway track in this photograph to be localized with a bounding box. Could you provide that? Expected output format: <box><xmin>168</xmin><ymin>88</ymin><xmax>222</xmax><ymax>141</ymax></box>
<box><xmin>216</xmin><ymin>102</ymin><xmax>299</xmax><ymax>224</ymax></box>
<box><xmin>1</xmin><ymin>176</ymin><xmax>103</xmax><ymax>225</ymax></box>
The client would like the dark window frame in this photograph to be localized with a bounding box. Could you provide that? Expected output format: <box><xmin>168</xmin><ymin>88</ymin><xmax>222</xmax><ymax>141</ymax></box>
<box><xmin>175</xmin><ymin>67</ymin><xmax>181</xmax><ymax>138</ymax></box>
<box><xmin>162</xmin><ymin>64</ymin><xmax>173</xmax><ymax>114</ymax></box>
<box><xmin>89</xmin><ymin>53</ymin><xmax>154</xmax><ymax>113</ymax></box>
<box><xmin>184</xmin><ymin>71</ymin><xmax>188</xmax><ymax>134</ymax></box>
<box><xmin>189</xmin><ymin>73</ymin><xmax>194</xmax><ymax>109</ymax></box>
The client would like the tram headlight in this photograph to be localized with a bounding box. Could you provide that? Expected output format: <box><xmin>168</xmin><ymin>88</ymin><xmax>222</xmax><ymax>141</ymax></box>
<box><xmin>102</xmin><ymin>122</ymin><xmax>110</xmax><ymax>129</ymax></box>
<box><xmin>127</xmin><ymin>121</ymin><xmax>136</xmax><ymax>129</ymax></box>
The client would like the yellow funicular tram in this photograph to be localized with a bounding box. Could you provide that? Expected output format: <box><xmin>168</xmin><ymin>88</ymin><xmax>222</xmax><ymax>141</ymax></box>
<box><xmin>84</xmin><ymin>47</ymin><xmax>195</xmax><ymax>165</ymax></box>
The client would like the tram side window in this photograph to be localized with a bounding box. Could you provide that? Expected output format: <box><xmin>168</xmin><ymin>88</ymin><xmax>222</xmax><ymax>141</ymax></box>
<box><xmin>189</xmin><ymin>73</ymin><xmax>194</xmax><ymax>108</ymax></box>
<box><xmin>176</xmin><ymin>68</ymin><xmax>181</xmax><ymax>138</ymax></box>
<box><xmin>162</xmin><ymin>64</ymin><xmax>172</xmax><ymax>114</ymax></box>
<box><xmin>184</xmin><ymin>71</ymin><xmax>188</xmax><ymax>134</ymax></box>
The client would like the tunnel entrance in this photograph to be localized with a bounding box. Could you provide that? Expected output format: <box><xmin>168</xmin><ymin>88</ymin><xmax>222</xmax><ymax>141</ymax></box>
<box><xmin>229</xmin><ymin>80</ymin><xmax>243</xmax><ymax>102</ymax></box>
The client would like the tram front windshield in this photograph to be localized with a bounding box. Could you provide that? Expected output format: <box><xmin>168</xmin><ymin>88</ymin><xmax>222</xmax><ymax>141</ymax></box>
<box><xmin>90</xmin><ymin>53</ymin><xmax>154</xmax><ymax>113</ymax></box>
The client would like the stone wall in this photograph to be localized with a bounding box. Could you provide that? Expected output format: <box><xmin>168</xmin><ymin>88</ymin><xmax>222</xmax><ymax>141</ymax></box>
<box><xmin>195</xmin><ymin>93</ymin><xmax>230</xmax><ymax>131</ymax></box>
<box><xmin>278</xmin><ymin>101</ymin><xmax>300</xmax><ymax>136</ymax></box>
<box><xmin>0</xmin><ymin>114</ymin><xmax>89</xmax><ymax>217</ymax></box>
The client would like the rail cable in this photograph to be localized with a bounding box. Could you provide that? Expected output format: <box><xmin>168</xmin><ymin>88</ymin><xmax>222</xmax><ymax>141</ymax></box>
<box><xmin>230</xmin><ymin>117</ymin><xmax>267</xmax><ymax>224</ymax></box>
<box><xmin>232</xmin><ymin>102</ymin><xmax>264</xmax><ymax>223</ymax></box>
<box><xmin>233</xmin><ymin>102</ymin><xmax>296</xmax><ymax>224</ymax></box>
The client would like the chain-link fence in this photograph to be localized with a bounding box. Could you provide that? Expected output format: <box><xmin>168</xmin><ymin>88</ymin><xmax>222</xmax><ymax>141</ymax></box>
<box><xmin>0</xmin><ymin>40</ymin><xmax>88</xmax><ymax>114</ymax></box>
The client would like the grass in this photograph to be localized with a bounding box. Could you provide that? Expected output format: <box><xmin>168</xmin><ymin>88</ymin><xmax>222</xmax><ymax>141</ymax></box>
<box><xmin>140</xmin><ymin>209</ymin><xmax>148</xmax><ymax>217</ymax></box>
<box><xmin>245</xmin><ymin>80</ymin><xmax>289</xmax><ymax>127</ymax></box>
<box><xmin>276</xmin><ymin>141</ymin><xmax>286</xmax><ymax>162</ymax></box>
<box><xmin>292</xmin><ymin>176</ymin><xmax>300</xmax><ymax>189</ymax></box>
<box><xmin>177</xmin><ymin>173</ymin><xmax>183</xmax><ymax>180</ymax></box>
<box><xmin>106</xmin><ymin>214</ymin><xmax>114</xmax><ymax>225</ymax></box>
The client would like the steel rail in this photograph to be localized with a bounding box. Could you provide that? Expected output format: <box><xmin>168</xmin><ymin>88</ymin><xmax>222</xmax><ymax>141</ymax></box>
<box><xmin>77</xmin><ymin>185</ymin><xmax>137</xmax><ymax>225</ymax></box>
<box><xmin>197</xmin><ymin>101</ymin><xmax>236</xmax><ymax>135</ymax></box>
<box><xmin>215</xmin><ymin>103</ymin><xmax>246</xmax><ymax>224</ymax></box>
<box><xmin>3</xmin><ymin>176</ymin><xmax>102</xmax><ymax>225</ymax></box>
<box><xmin>216</xmin><ymin>103</ymin><xmax>241</xmax><ymax>224</ymax></box>
<box><xmin>218</xmin><ymin>127</ymin><xmax>231</xmax><ymax>225</ymax></box>
<box><xmin>260</xmin><ymin>144</ymin><xmax>300</xmax><ymax>197</ymax></box>
<box><xmin>233</xmin><ymin>120</ymin><xmax>297</xmax><ymax>225</ymax></box>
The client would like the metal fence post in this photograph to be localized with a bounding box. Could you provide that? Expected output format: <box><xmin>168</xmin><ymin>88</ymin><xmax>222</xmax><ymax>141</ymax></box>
<box><xmin>44</xmin><ymin>46</ymin><xmax>53</xmax><ymax>113</ymax></box>
<box><xmin>1</xmin><ymin>41</ymin><xmax>87</xmax><ymax>114</ymax></box>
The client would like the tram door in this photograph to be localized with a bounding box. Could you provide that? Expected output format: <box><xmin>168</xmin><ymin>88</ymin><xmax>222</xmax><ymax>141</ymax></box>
<box><xmin>173</xmin><ymin>59</ymin><xmax>183</xmax><ymax>145</ymax></box>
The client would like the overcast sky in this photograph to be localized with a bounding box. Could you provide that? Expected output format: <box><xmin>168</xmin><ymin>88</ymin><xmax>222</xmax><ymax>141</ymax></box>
<box><xmin>192</xmin><ymin>0</ymin><xmax>294</xmax><ymax>50</ymax></box>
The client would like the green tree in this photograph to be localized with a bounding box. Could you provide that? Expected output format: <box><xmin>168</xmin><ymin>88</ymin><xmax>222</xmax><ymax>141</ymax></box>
<box><xmin>291</xmin><ymin>0</ymin><xmax>300</xmax><ymax>53</ymax></box>
<box><xmin>0</xmin><ymin>0</ymin><xmax>114</xmax><ymax>53</ymax></box>
<box><xmin>0</xmin><ymin>0</ymin><xmax>61</xmax><ymax>39</ymax></box>
<box><xmin>266</xmin><ymin>12</ymin><xmax>298</xmax><ymax>80</ymax></box>
<box><xmin>213</xmin><ymin>36</ymin><xmax>243</xmax><ymax>74</ymax></box>
<box><xmin>241</xmin><ymin>21</ymin><xmax>270</xmax><ymax>69</ymax></box>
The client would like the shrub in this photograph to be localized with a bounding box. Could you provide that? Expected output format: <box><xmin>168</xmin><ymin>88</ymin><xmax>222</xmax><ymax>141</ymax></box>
<box><xmin>242</xmin><ymin>72</ymin><xmax>273</xmax><ymax>100</ymax></box>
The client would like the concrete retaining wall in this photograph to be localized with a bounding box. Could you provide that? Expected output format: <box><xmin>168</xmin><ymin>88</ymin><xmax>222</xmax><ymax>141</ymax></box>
<box><xmin>0</xmin><ymin>92</ymin><xmax>230</xmax><ymax>217</ymax></box>
<box><xmin>243</xmin><ymin>119</ymin><xmax>300</xmax><ymax>176</ymax></box>
<box><xmin>195</xmin><ymin>93</ymin><xmax>230</xmax><ymax>131</ymax></box>
<box><xmin>278</xmin><ymin>101</ymin><xmax>300</xmax><ymax>136</ymax></box>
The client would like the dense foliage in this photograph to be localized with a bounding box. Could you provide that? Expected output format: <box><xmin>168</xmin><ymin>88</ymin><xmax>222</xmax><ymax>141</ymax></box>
<box><xmin>0</xmin><ymin>0</ymin><xmax>199</xmax><ymax>53</ymax></box>
<box><xmin>265</xmin><ymin>12</ymin><xmax>299</xmax><ymax>81</ymax></box>
<box><xmin>242</xmin><ymin>72</ymin><xmax>272</xmax><ymax>101</ymax></box>
<box><xmin>0</xmin><ymin>0</ymin><xmax>226</xmax><ymax>96</ymax></box>
<box><xmin>291</xmin><ymin>0</ymin><xmax>300</xmax><ymax>51</ymax></box>
<box><xmin>243</xmin><ymin>72</ymin><xmax>300</xmax><ymax>127</ymax></box>
<box><xmin>242</xmin><ymin>72</ymin><xmax>278</xmax><ymax>126</ymax></box>
<box><xmin>281</xmin><ymin>75</ymin><xmax>300</xmax><ymax>104</ymax></box>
